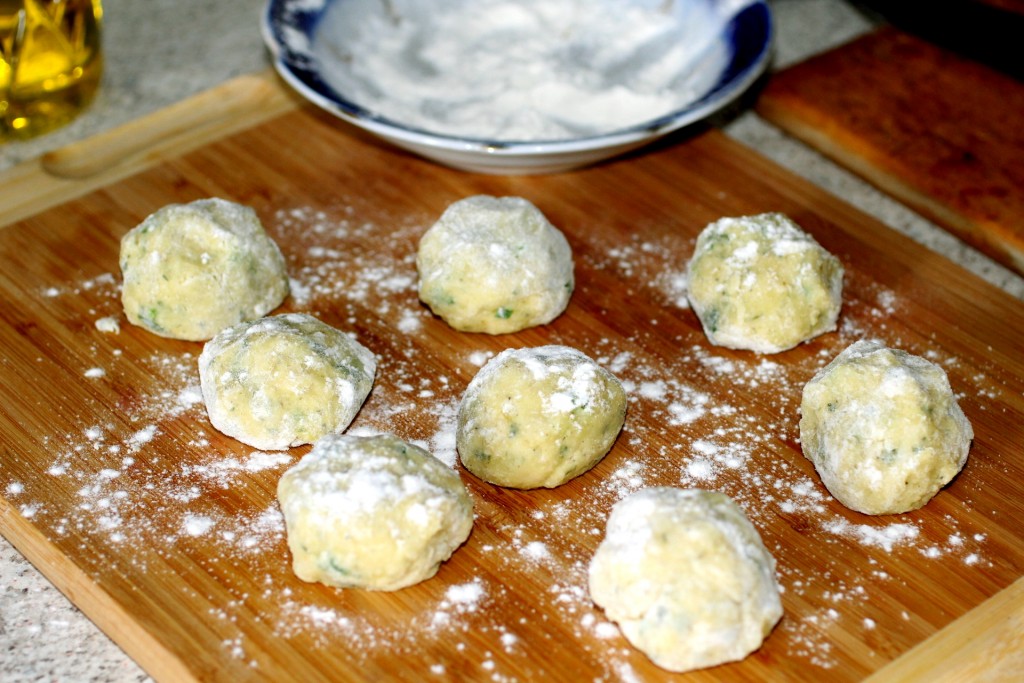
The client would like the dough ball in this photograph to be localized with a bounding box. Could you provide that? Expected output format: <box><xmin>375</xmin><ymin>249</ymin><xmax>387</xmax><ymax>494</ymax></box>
<box><xmin>417</xmin><ymin>195</ymin><xmax>574</xmax><ymax>334</ymax></box>
<box><xmin>799</xmin><ymin>339</ymin><xmax>973</xmax><ymax>515</ymax></box>
<box><xmin>119</xmin><ymin>198</ymin><xmax>289</xmax><ymax>341</ymax></box>
<box><xmin>277</xmin><ymin>433</ymin><xmax>474</xmax><ymax>591</ymax></box>
<box><xmin>686</xmin><ymin>213</ymin><xmax>843</xmax><ymax>353</ymax></box>
<box><xmin>199</xmin><ymin>313</ymin><xmax>375</xmax><ymax>451</ymax></box>
<box><xmin>589</xmin><ymin>487</ymin><xmax>782</xmax><ymax>673</ymax></box>
<box><xmin>456</xmin><ymin>345</ymin><xmax>626</xmax><ymax>489</ymax></box>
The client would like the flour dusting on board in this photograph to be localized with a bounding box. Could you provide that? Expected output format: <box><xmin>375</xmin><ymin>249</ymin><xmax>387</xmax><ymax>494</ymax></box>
<box><xmin>5</xmin><ymin>201</ymin><xmax>1007</xmax><ymax>679</ymax></box>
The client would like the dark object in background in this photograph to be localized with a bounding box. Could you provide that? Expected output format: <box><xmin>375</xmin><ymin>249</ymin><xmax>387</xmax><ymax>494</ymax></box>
<box><xmin>855</xmin><ymin>0</ymin><xmax>1024</xmax><ymax>81</ymax></box>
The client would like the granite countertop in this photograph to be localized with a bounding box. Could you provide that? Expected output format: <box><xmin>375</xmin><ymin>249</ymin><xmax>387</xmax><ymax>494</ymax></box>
<box><xmin>2</xmin><ymin>1</ymin><xmax>1022</xmax><ymax>681</ymax></box>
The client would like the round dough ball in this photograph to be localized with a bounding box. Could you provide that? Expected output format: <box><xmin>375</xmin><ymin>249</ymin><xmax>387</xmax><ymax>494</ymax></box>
<box><xmin>199</xmin><ymin>313</ymin><xmax>376</xmax><ymax>450</ymax></box>
<box><xmin>277</xmin><ymin>433</ymin><xmax>474</xmax><ymax>591</ymax></box>
<box><xmin>799</xmin><ymin>339</ymin><xmax>973</xmax><ymax>515</ymax></box>
<box><xmin>686</xmin><ymin>213</ymin><xmax>843</xmax><ymax>353</ymax></box>
<box><xmin>119</xmin><ymin>198</ymin><xmax>289</xmax><ymax>341</ymax></box>
<box><xmin>417</xmin><ymin>195</ymin><xmax>574</xmax><ymax>334</ymax></box>
<box><xmin>589</xmin><ymin>487</ymin><xmax>782</xmax><ymax>673</ymax></box>
<box><xmin>456</xmin><ymin>345</ymin><xmax>626</xmax><ymax>489</ymax></box>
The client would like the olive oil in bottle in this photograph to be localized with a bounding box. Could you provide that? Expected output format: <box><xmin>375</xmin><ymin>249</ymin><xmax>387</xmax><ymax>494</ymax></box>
<box><xmin>1</xmin><ymin>0</ymin><xmax>102</xmax><ymax>141</ymax></box>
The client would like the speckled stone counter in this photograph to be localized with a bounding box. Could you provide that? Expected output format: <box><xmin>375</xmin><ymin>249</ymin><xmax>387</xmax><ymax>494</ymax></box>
<box><xmin>1</xmin><ymin>1</ymin><xmax>1022</xmax><ymax>681</ymax></box>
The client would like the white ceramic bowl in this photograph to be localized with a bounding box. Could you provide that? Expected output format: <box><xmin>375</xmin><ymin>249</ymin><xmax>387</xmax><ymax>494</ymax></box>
<box><xmin>261</xmin><ymin>0</ymin><xmax>773</xmax><ymax>175</ymax></box>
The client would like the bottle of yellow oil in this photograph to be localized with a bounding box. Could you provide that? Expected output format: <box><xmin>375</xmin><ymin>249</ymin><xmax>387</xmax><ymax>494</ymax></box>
<box><xmin>1</xmin><ymin>0</ymin><xmax>102</xmax><ymax>141</ymax></box>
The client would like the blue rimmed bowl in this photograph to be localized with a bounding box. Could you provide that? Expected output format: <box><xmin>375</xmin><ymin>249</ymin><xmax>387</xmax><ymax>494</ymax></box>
<box><xmin>261</xmin><ymin>0</ymin><xmax>772</xmax><ymax>174</ymax></box>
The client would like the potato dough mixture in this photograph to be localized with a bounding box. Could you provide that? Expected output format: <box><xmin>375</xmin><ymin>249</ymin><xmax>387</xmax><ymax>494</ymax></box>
<box><xmin>589</xmin><ymin>487</ymin><xmax>783</xmax><ymax>672</ymax></box>
<box><xmin>457</xmin><ymin>345</ymin><xmax>626</xmax><ymax>489</ymax></box>
<box><xmin>277</xmin><ymin>433</ymin><xmax>474</xmax><ymax>591</ymax></box>
<box><xmin>119</xmin><ymin>198</ymin><xmax>289</xmax><ymax>341</ymax></box>
<box><xmin>800</xmin><ymin>339</ymin><xmax>973</xmax><ymax>515</ymax></box>
<box><xmin>417</xmin><ymin>195</ymin><xmax>574</xmax><ymax>334</ymax></box>
<box><xmin>199</xmin><ymin>313</ymin><xmax>375</xmax><ymax>451</ymax></box>
<box><xmin>686</xmin><ymin>213</ymin><xmax>843</xmax><ymax>353</ymax></box>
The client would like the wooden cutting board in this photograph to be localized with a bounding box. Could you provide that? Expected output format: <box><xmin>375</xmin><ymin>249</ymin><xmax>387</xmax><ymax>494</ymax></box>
<box><xmin>756</xmin><ymin>26</ymin><xmax>1024</xmax><ymax>277</ymax></box>
<box><xmin>1</xmin><ymin>73</ymin><xmax>1023</xmax><ymax>683</ymax></box>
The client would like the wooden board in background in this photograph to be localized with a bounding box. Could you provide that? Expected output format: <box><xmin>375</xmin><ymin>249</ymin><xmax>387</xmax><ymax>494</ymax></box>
<box><xmin>1</xmin><ymin>89</ymin><xmax>1023</xmax><ymax>682</ymax></box>
<box><xmin>756</xmin><ymin>27</ymin><xmax>1024</xmax><ymax>276</ymax></box>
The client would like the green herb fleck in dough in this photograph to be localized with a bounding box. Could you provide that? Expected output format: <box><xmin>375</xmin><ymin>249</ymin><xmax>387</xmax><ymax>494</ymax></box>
<box><xmin>139</xmin><ymin>306</ymin><xmax>165</xmax><ymax>333</ymax></box>
<box><xmin>326</xmin><ymin>556</ymin><xmax>351</xmax><ymax>577</ymax></box>
<box><xmin>703</xmin><ymin>307</ymin><xmax>720</xmax><ymax>333</ymax></box>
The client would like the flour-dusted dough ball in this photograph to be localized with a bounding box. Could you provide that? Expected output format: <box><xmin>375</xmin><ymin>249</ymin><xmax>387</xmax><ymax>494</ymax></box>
<box><xmin>457</xmin><ymin>345</ymin><xmax>626</xmax><ymax>489</ymax></box>
<box><xmin>686</xmin><ymin>213</ymin><xmax>843</xmax><ymax>353</ymax></box>
<box><xmin>277</xmin><ymin>433</ymin><xmax>474</xmax><ymax>591</ymax></box>
<box><xmin>799</xmin><ymin>339</ymin><xmax>973</xmax><ymax>515</ymax></box>
<box><xmin>199</xmin><ymin>313</ymin><xmax>376</xmax><ymax>451</ymax></box>
<box><xmin>589</xmin><ymin>487</ymin><xmax>782</xmax><ymax>673</ymax></box>
<box><xmin>119</xmin><ymin>198</ymin><xmax>289</xmax><ymax>341</ymax></box>
<box><xmin>417</xmin><ymin>195</ymin><xmax>574</xmax><ymax>334</ymax></box>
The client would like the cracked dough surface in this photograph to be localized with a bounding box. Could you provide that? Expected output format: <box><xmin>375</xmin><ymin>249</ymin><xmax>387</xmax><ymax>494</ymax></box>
<box><xmin>686</xmin><ymin>213</ymin><xmax>843</xmax><ymax>353</ymax></box>
<box><xmin>456</xmin><ymin>344</ymin><xmax>626</xmax><ymax>489</ymax></box>
<box><xmin>800</xmin><ymin>339</ymin><xmax>973</xmax><ymax>515</ymax></box>
<box><xmin>417</xmin><ymin>195</ymin><xmax>574</xmax><ymax>334</ymax></box>
<box><xmin>589</xmin><ymin>487</ymin><xmax>782</xmax><ymax>673</ymax></box>
<box><xmin>199</xmin><ymin>313</ymin><xmax>375</xmax><ymax>450</ymax></box>
<box><xmin>277</xmin><ymin>433</ymin><xmax>474</xmax><ymax>591</ymax></box>
<box><xmin>119</xmin><ymin>198</ymin><xmax>289</xmax><ymax>341</ymax></box>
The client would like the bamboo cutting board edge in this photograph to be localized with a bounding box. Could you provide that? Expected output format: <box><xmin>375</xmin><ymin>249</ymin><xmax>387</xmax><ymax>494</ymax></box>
<box><xmin>865</xmin><ymin>575</ymin><xmax>1024</xmax><ymax>682</ymax></box>
<box><xmin>1</xmin><ymin>72</ymin><xmax>1021</xmax><ymax>681</ymax></box>
<box><xmin>0</xmin><ymin>497</ymin><xmax>196</xmax><ymax>681</ymax></box>
<box><xmin>755</xmin><ymin>93</ymin><xmax>1024</xmax><ymax>277</ymax></box>
<box><xmin>0</xmin><ymin>69</ymin><xmax>301</xmax><ymax>231</ymax></box>
<box><xmin>755</xmin><ymin>27</ymin><xmax>1024</xmax><ymax>277</ymax></box>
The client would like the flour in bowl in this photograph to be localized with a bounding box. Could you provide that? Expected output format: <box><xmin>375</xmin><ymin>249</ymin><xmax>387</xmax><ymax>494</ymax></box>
<box><xmin>312</xmin><ymin>0</ymin><xmax>730</xmax><ymax>140</ymax></box>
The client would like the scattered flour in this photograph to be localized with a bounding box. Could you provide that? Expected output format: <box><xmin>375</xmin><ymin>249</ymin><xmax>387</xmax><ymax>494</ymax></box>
<box><xmin>521</xmin><ymin>541</ymin><xmax>551</xmax><ymax>563</ymax></box>
<box><xmin>183</xmin><ymin>513</ymin><xmax>215</xmax><ymax>537</ymax></box>
<box><xmin>5</xmin><ymin>201</ymin><xmax>1007</xmax><ymax>680</ymax></box>
<box><xmin>443</xmin><ymin>579</ymin><xmax>486</xmax><ymax>608</ymax></box>
<box><xmin>468</xmin><ymin>350</ymin><xmax>494</xmax><ymax>367</ymax></box>
<box><xmin>127</xmin><ymin>425</ymin><xmax>158</xmax><ymax>451</ymax></box>
<box><xmin>182</xmin><ymin>451</ymin><xmax>293</xmax><ymax>487</ymax></box>
<box><xmin>823</xmin><ymin>519</ymin><xmax>920</xmax><ymax>552</ymax></box>
<box><xmin>95</xmin><ymin>316</ymin><xmax>121</xmax><ymax>333</ymax></box>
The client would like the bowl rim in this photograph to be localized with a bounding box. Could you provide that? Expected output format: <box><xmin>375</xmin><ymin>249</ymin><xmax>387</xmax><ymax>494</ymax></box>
<box><xmin>260</xmin><ymin>0</ymin><xmax>774</xmax><ymax>157</ymax></box>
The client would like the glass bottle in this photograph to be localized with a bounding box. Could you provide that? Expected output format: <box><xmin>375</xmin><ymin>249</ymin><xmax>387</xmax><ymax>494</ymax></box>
<box><xmin>1</xmin><ymin>0</ymin><xmax>103</xmax><ymax>141</ymax></box>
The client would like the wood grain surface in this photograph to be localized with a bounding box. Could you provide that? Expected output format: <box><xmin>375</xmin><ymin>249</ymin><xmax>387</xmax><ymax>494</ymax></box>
<box><xmin>0</xmin><ymin>71</ymin><xmax>299</xmax><ymax>229</ymax></box>
<box><xmin>756</xmin><ymin>27</ymin><xmax>1024</xmax><ymax>276</ymax></box>
<box><xmin>1</xmin><ymin>86</ymin><xmax>1023</xmax><ymax>682</ymax></box>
